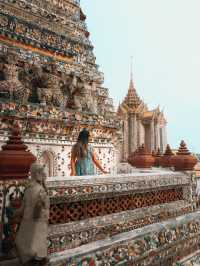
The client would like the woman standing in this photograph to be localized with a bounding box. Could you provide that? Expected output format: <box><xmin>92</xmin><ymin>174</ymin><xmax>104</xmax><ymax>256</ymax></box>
<box><xmin>70</xmin><ymin>129</ymin><xmax>108</xmax><ymax>176</ymax></box>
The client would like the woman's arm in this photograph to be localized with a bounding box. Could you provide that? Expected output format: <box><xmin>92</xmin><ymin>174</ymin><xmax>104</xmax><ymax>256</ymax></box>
<box><xmin>70</xmin><ymin>154</ymin><xmax>77</xmax><ymax>176</ymax></box>
<box><xmin>92</xmin><ymin>152</ymin><xmax>108</xmax><ymax>174</ymax></box>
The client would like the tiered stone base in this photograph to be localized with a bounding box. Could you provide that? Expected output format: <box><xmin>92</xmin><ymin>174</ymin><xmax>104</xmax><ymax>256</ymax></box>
<box><xmin>46</xmin><ymin>170</ymin><xmax>195</xmax><ymax>255</ymax></box>
<box><xmin>49</xmin><ymin>211</ymin><xmax>200</xmax><ymax>266</ymax></box>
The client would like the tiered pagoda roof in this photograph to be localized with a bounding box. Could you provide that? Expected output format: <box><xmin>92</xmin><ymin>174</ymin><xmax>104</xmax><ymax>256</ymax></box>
<box><xmin>124</xmin><ymin>78</ymin><xmax>142</xmax><ymax>109</ymax></box>
<box><xmin>118</xmin><ymin>73</ymin><xmax>166</xmax><ymax>125</ymax></box>
<box><xmin>118</xmin><ymin>73</ymin><xmax>147</xmax><ymax>115</ymax></box>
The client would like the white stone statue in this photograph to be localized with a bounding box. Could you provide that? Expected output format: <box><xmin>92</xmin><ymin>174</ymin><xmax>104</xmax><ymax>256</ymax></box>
<box><xmin>15</xmin><ymin>163</ymin><xmax>50</xmax><ymax>266</ymax></box>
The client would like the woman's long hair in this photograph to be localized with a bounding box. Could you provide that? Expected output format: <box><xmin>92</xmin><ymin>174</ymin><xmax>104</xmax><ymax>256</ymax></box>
<box><xmin>72</xmin><ymin>129</ymin><xmax>90</xmax><ymax>159</ymax></box>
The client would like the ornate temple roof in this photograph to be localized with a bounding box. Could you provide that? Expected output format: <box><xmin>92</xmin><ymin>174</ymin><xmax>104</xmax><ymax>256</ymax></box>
<box><xmin>124</xmin><ymin>77</ymin><xmax>142</xmax><ymax>110</ymax></box>
<box><xmin>118</xmin><ymin>72</ymin><xmax>167</xmax><ymax>125</ymax></box>
<box><xmin>118</xmin><ymin>72</ymin><xmax>146</xmax><ymax>116</ymax></box>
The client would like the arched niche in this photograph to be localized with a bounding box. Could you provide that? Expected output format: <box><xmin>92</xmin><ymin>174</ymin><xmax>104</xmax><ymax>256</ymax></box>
<box><xmin>40</xmin><ymin>150</ymin><xmax>56</xmax><ymax>177</ymax></box>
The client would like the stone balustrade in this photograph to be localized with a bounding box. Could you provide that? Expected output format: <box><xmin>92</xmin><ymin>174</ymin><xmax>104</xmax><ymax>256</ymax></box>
<box><xmin>48</xmin><ymin>170</ymin><xmax>192</xmax><ymax>208</ymax></box>
<box><xmin>47</xmin><ymin>169</ymin><xmax>195</xmax><ymax>254</ymax></box>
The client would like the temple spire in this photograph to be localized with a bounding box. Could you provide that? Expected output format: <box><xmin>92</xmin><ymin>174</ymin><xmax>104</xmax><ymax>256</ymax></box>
<box><xmin>129</xmin><ymin>56</ymin><xmax>134</xmax><ymax>90</ymax></box>
<box><xmin>130</xmin><ymin>56</ymin><xmax>133</xmax><ymax>80</ymax></box>
<box><xmin>123</xmin><ymin>57</ymin><xmax>142</xmax><ymax>109</ymax></box>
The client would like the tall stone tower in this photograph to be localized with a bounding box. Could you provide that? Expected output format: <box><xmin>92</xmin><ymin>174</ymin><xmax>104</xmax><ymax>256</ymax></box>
<box><xmin>118</xmin><ymin>74</ymin><xmax>167</xmax><ymax>162</ymax></box>
<box><xmin>0</xmin><ymin>0</ymin><xmax>120</xmax><ymax>176</ymax></box>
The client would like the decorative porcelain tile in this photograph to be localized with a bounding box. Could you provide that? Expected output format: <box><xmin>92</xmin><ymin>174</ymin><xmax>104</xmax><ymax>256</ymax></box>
<box><xmin>50</xmin><ymin>212</ymin><xmax>200</xmax><ymax>266</ymax></box>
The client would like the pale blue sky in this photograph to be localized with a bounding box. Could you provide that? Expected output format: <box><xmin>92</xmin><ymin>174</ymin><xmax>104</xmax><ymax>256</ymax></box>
<box><xmin>82</xmin><ymin>0</ymin><xmax>200</xmax><ymax>153</ymax></box>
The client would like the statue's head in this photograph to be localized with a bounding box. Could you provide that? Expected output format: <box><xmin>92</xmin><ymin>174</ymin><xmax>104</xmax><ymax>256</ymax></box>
<box><xmin>30</xmin><ymin>162</ymin><xmax>46</xmax><ymax>183</ymax></box>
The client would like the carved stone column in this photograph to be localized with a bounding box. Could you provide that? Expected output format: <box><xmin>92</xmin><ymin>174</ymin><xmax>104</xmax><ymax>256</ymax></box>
<box><xmin>150</xmin><ymin>121</ymin><xmax>155</xmax><ymax>152</ymax></box>
<box><xmin>126</xmin><ymin>118</ymin><xmax>130</xmax><ymax>161</ymax></box>
<box><xmin>159</xmin><ymin>126</ymin><xmax>167</xmax><ymax>153</ymax></box>
<box><xmin>122</xmin><ymin>118</ymin><xmax>129</xmax><ymax>162</ymax></box>
<box><xmin>157</xmin><ymin>125</ymin><xmax>161</xmax><ymax>150</ymax></box>
<box><xmin>155</xmin><ymin>123</ymin><xmax>160</xmax><ymax>151</ymax></box>
<box><xmin>128</xmin><ymin>113</ymin><xmax>137</xmax><ymax>154</ymax></box>
<box><xmin>128</xmin><ymin>114</ymin><xmax>132</xmax><ymax>155</ymax></box>
<box><xmin>137</xmin><ymin>118</ymin><xmax>143</xmax><ymax>147</ymax></box>
<box><xmin>133</xmin><ymin>114</ymin><xmax>137</xmax><ymax>152</ymax></box>
<box><xmin>163</xmin><ymin>125</ymin><xmax>167</xmax><ymax>152</ymax></box>
<box><xmin>139</xmin><ymin>121</ymin><xmax>141</xmax><ymax>147</ymax></box>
